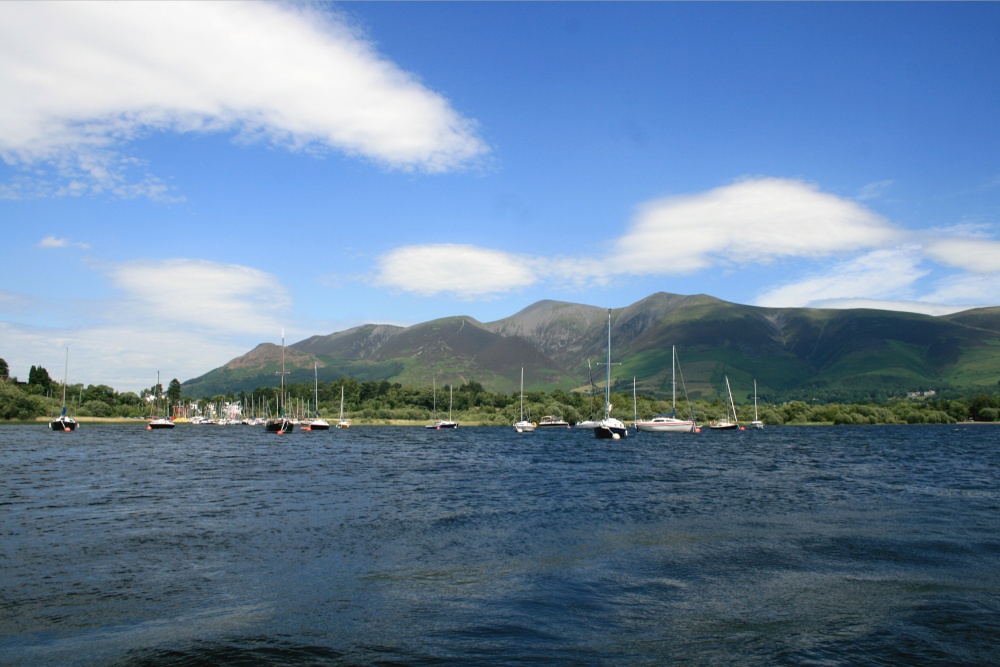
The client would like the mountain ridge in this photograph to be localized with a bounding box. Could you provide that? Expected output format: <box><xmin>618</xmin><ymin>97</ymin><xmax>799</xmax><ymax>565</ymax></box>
<box><xmin>181</xmin><ymin>292</ymin><xmax>1000</xmax><ymax>400</ymax></box>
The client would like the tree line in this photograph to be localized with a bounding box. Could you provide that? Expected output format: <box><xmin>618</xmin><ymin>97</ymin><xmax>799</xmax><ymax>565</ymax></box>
<box><xmin>2</xmin><ymin>357</ymin><xmax>999</xmax><ymax>424</ymax></box>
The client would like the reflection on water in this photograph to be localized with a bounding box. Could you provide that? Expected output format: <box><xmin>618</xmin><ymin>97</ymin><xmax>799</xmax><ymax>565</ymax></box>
<box><xmin>1</xmin><ymin>424</ymin><xmax>998</xmax><ymax>665</ymax></box>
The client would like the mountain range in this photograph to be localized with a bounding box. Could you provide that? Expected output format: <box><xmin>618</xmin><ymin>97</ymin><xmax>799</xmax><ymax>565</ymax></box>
<box><xmin>181</xmin><ymin>292</ymin><xmax>1000</xmax><ymax>402</ymax></box>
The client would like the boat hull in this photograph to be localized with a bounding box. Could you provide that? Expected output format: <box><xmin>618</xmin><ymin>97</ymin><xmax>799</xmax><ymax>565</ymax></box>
<box><xmin>426</xmin><ymin>421</ymin><xmax>458</xmax><ymax>430</ymax></box>
<box><xmin>594</xmin><ymin>419</ymin><xmax>628</xmax><ymax>439</ymax></box>
<box><xmin>147</xmin><ymin>419</ymin><xmax>175</xmax><ymax>430</ymax></box>
<box><xmin>265</xmin><ymin>419</ymin><xmax>295</xmax><ymax>434</ymax></box>
<box><xmin>634</xmin><ymin>419</ymin><xmax>695</xmax><ymax>433</ymax></box>
<box><xmin>306</xmin><ymin>420</ymin><xmax>330</xmax><ymax>431</ymax></box>
<box><xmin>709</xmin><ymin>421</ymin><xmax>740</xmax><ymax>430</ymax></box>
<box><xmin>48</xmin><ymin>417</ymin><xmax>78</xmax><ymax>431</ymax></box>
<box><xmin>514</xmin><ymin>420</ymin><xmax>536</xmax><ymax>433</ymax></box>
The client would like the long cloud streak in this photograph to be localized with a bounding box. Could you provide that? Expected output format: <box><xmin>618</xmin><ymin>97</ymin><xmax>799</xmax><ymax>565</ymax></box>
<box><xmin>372</xmin><ymin>178</ymin><xmax>1000</xmax><ymax>313</ymax></box>
<box><xmin>0</xmin><ymin>1</ymin><xmax>487</xmax><ymax>197</ymax></box>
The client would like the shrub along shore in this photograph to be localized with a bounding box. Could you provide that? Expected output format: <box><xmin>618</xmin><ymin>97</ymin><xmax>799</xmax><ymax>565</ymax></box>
<box><xmin>4</xmin><ymin>372</ymin><xmax>1000</xmax><ymax>425</ymax></box>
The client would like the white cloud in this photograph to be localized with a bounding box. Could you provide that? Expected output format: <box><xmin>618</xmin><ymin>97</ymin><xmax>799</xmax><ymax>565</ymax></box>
<box><xmin>375</xmin><ymin>245</ymin><xmax>538</xmax><ymax>298</ymax></box>
<box><xmin>370</xmin><ymin>178</ymin><xmax>1000</xmax><ymax>314</ymax></box>
<box><xmin>613</xmin><ymin>178</ymin><xmax>899</xmax><ymax>275</ymax></box>
<box><xmin>0</xmin><ymin>1</ymin><xmax>487</xmax><ymax>197</ymax></box>
<box><xmin>857</xmin><ymin>179</ymin><xmax>894</xmax><ymax>201</ymax></box>
<box><xmin>923</xmin><ymin>238</ymin><xmax>1000</xmax><ymax>273</ymax></box>
<box><xmin>755</xmin><ymin>248</ymin><xmax>928</xmax><ymax>308</ymax></box>
<box><xmin>105</xmin><ymin>259</ymin><xmax>291</xmax><ymax>335</ymax></box>
<box><xmin>39</xmin><ymin>235</ymin><xmax>90</xmax><ymax>249</ymax></box>
<box><xmin>1</xmin><ymin>259</ymin><xmax>297</xmax><ymax>391</ymax></box>
<box><xmin>374</xmin><ymin>179</ymin><xmax>904</xmax><ymax>298</ymax></box>
<box><xmin>790</xmin><ymin>299</ymin><xmax>969</xmax><ymax>317</ymax></box>
<box><xmin>917</xmin><ymin>272</ymin><xmax>1000</xmax><ymax>307</ymax></box>
<box><xmin>0</xmin><ymin>321</ymin><xmax>256</xmax><ymax>393</ymax></box>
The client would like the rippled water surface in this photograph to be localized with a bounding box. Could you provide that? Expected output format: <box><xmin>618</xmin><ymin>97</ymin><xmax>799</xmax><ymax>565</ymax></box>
<box><xmin>2</xmin><ymin>424</ymin><xmax>998</xmax><ymax>665</ymax></box>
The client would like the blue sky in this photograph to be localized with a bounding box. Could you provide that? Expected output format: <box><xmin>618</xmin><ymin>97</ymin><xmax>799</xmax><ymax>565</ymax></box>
<box><xmin>2</xmin><ymin>1</ymin><xmax>999</xmax><ymax>392</ymax></box>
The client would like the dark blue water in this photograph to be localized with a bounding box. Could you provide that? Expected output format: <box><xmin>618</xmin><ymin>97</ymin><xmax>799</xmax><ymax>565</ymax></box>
<box><xmin>1</xmin><ymin>424</ymin><xmax>998</xmax><ymax>666</ymax></box>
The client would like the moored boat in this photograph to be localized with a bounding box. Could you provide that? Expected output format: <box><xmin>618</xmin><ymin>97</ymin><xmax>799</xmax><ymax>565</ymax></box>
<box><xmin>265</xmin><ymin>331</ymin><xmax>295</xmax><ymax>434</ymax></box>
<box><xmin>709</xmin><ymin>376</ymin><xmax>743</xmax><ymax>431</ymax></box>
<box><xmin>426</xmin><ymin>381</ymin><xmax>458</xmax><ymax>429</ymax></box>
<box><xmin>594</xmin><ymin>308</ymin><xmax>628</xmax><ymax>439</ymax></box>
<box><xmin>514</xmin><ymin>368</ymin><xmax>535</xmax><ymax>433</ymax></box>
<box><xmin>49</xmin><ymin>348</ymin><xmax>78</xmax><ymax>432</ymax></box>
<box><xmin>634</xmin><ymin>345</ymin><xmax>698</xmax><ymax>434</ymax></box>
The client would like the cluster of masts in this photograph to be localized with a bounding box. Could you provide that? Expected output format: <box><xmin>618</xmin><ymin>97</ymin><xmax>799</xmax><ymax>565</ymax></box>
<box><xmin>49</xmin><ymin>324</ymin><xmax>767</xmax><ymax>436</ymax></box>
<box><xmin>514</xmin><ymin>310</ymin><xmax>765</xmax><ymax>438</ymax></box>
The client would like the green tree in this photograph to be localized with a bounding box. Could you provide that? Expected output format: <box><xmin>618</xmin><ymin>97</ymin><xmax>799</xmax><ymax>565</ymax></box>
<box><xmin>28</xmin><ymin>365</ymin><xmax>54</xmax><ymax>392</ymax></box>
<box><xmin>167</xmin><ymin>378</ymin><xmax>182</xmax><ymax>405</ymax></box>
<box><xmin>0</xmin><ymin>357</ymin><xmax>9</xmax><ymax>380</ymax></box>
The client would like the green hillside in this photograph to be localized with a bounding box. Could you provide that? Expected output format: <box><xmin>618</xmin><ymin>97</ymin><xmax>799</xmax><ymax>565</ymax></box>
<box><xmin>181</xmin><ymin>293</ymin><xmax>1000</xmax><ymax>401</ymax></box>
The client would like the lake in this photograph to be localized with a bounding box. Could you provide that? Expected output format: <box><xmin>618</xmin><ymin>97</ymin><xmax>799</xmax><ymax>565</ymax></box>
<box><xmin>1</xmin><ymin>424</ymin><xmax>997</xmax><ymax>666</ymax></box>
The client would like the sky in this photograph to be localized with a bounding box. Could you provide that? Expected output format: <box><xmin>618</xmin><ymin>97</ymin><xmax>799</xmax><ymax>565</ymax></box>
<box><xmin>2</xmin><ymin>1</ymin><xmax>999</xmax><ymax>392</ymax></box>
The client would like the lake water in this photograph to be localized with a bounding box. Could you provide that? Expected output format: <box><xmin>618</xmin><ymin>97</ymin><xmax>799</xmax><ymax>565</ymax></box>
<box><xmin>1</xmin><ymin>424</ymin><xmax>998</xmax><ymax>666</ymax></box>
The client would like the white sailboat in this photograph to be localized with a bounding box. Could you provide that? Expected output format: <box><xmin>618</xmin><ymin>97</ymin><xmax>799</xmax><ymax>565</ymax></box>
<box><xmin>594</xmin><ymin>308</ymin><xmax>628</xmax><ymax>439</ymax></box>
<box><xmin>305</xmin><ymin>363</ymin><xmax>330</xmax><ymax>431</ymax></box>
<box><xmin>751</xmin><ymin>379</ymin><xmax>764</xmax><ymax>429</ymax></box>
<box><xmin>634</xmin><ymin>345</ymin><xmax>698</xmax><ymax>434</ymax></box>
<box><xmin>514</xmin><ymin>367</ymin><xmax>535</xmax><ymax>433</ymax></box>
<box><xmin>426</xmin><ymin>379</ymin><xmax>458</xmax><ymax>429</ymax></box>
<box><xmin>265</xmin><ymin>331</ymin><xmax>294</xmax><ymax>434</ymax></box>
<box><xmin>709</xmin><ymin>375</ymin><xmax>742</xmax><ymax>430</ymax></box>
<box><xmin>147</xmin><ymin>370</ymin><xmax>175</xmax><ymax>429</ymax></box>
<box><xmin>48</xmin><ymin>347</ymin><xmax>78</xmax><ymax>432</ymax></box>
<box><xmin>336</xmin><ymin>385</ymin><xmax>351</xmax><ymax>429</ymax></box>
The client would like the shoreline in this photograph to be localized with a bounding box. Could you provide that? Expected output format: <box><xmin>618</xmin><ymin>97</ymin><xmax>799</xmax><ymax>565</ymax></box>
<box><xmin>7</xmin><ymin>417</ymin><xmax>998</xmax><ymax>427</ymax></box>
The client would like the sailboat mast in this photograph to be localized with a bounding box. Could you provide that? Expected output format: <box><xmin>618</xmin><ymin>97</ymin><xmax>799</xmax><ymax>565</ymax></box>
<box><xmin>671</xmin><ymin>345</ymin><xmax>676</xmax><ymax>414</ymax></box>
<box><xmin>520</xmin><ymin>367</ymin><xmax>524</xmax><ymax>420</ymax></box>
<box><xmin>605</xmin><ymin>308</ymin><xmax>612</xmax><ymax>419</ymax></box>
<box><xmin>633</xmin><ymin>377</ymin><xmax>637</xmax><ymax>425</ymax></box>
<box><xmin>280</xmin><ymin>330</ymin><xmax>285</xmax><ymax>416</ymax></box>
<box><xmin>726</xmin><ymin>376</ymin><xmax>738</xmax><ymax>423</ymax></box>
<box><xmin>61</xmin><ymin>347</ymin><xmax>68</xmax><ymax>410</ymax></box>
<box><xmin>754</xmin><ymin>379</ymin><xmax>759</xmax><ymax>421</ymax></box>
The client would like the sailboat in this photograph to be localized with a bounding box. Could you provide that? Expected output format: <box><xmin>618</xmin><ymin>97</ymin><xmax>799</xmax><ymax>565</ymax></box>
<box><xmin>147</xmin><ymin>370</ymin><xmax>176</xmax><ymax>429</ymax></box>
<box><xmin>594</xmin><ymin>308</ymin><xmax>628</xmax><ymax>439</ymax></box>
<box><xmin>426</xmin><ymin>380</ymin><xmax>458</xmax><ymax>429</ymax></box>
<box><xmin>336</xmin><ymin>385</ymin><xmax>351</xmax><ymax>429</ymax></box>
<box><xmin>751</xmin><ymin>379</ymin><xmax>764</xmax><ymax>429</ymax></box>
<box><xmin>48</xmin><ymin>348</ymin><xmax>78</xmax><ymax>432</ymax></box>
<box><xmin>709</xmin><ymin>375</ymin><xmax>742</xmax><ymax>430</ymax></box>
<box><xmin>304</xmin><ymin>363</ymin><xmax>330</xmax><ymax>431</ymax></box>
<box><xmin>265</xmin><ymin>331</ymin><xmax>294</xmax><ymax>434</ymax></box>
<box><xmin>634</xmin><ymin>345</ymin><xmax>698</xmax><ymax>433</ymax></box>
<box><xmin>513</xmin><ymin>367</ymin><xmax>535</xmax><ymax>433</ymax></box>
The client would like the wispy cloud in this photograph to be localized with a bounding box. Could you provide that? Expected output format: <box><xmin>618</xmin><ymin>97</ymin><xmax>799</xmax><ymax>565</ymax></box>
<box><xmin>754</xmin><ymin>247</ymin><xmax>929</xmax><ymax>308</ymax></box>
<box><xmin>614</xmin><ymin>178</ymin><xmax>899</xmax><ymax>274</ymax></box>
<box><xmin>923</xmin><ymin>238</ymin><xmax>1000</xmax><ymax>273</ymax></box>
<box><xmin>0</xmin><ymin>2</ymin><xmax>487</xmax><ymax>198</ymax></box>
<box><xmin>1</xmin><ymin>259</ymin><xmax>299</xmax><ymax>391</ymax></box>
<box><xmin>370</xmin><ymin>177</ymin><xmax>1000</xmax><ymax>314</ymax></box>
<box><xmin>105</xmin><ymin>259</ymin><xmax>290</xmax><ymax>335</ymax></box>
<box><xmin>375</xmin><ymin>245</ymin><xmax>538</xmax><ymax>299</ymax></box>
<box><xmin>374</xmin><ymin>178</ymin><xmax>904</xmax><ymax>296</ymax></box>
<box><xmin>857</xmin><ymin>179</ymin><xmax>894</xmax><ymax>201</ymax></box>
<box><xmin>39</xmin><ymin>235</ymin><xmax>91</xmax><ymax>249</ymax></box>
